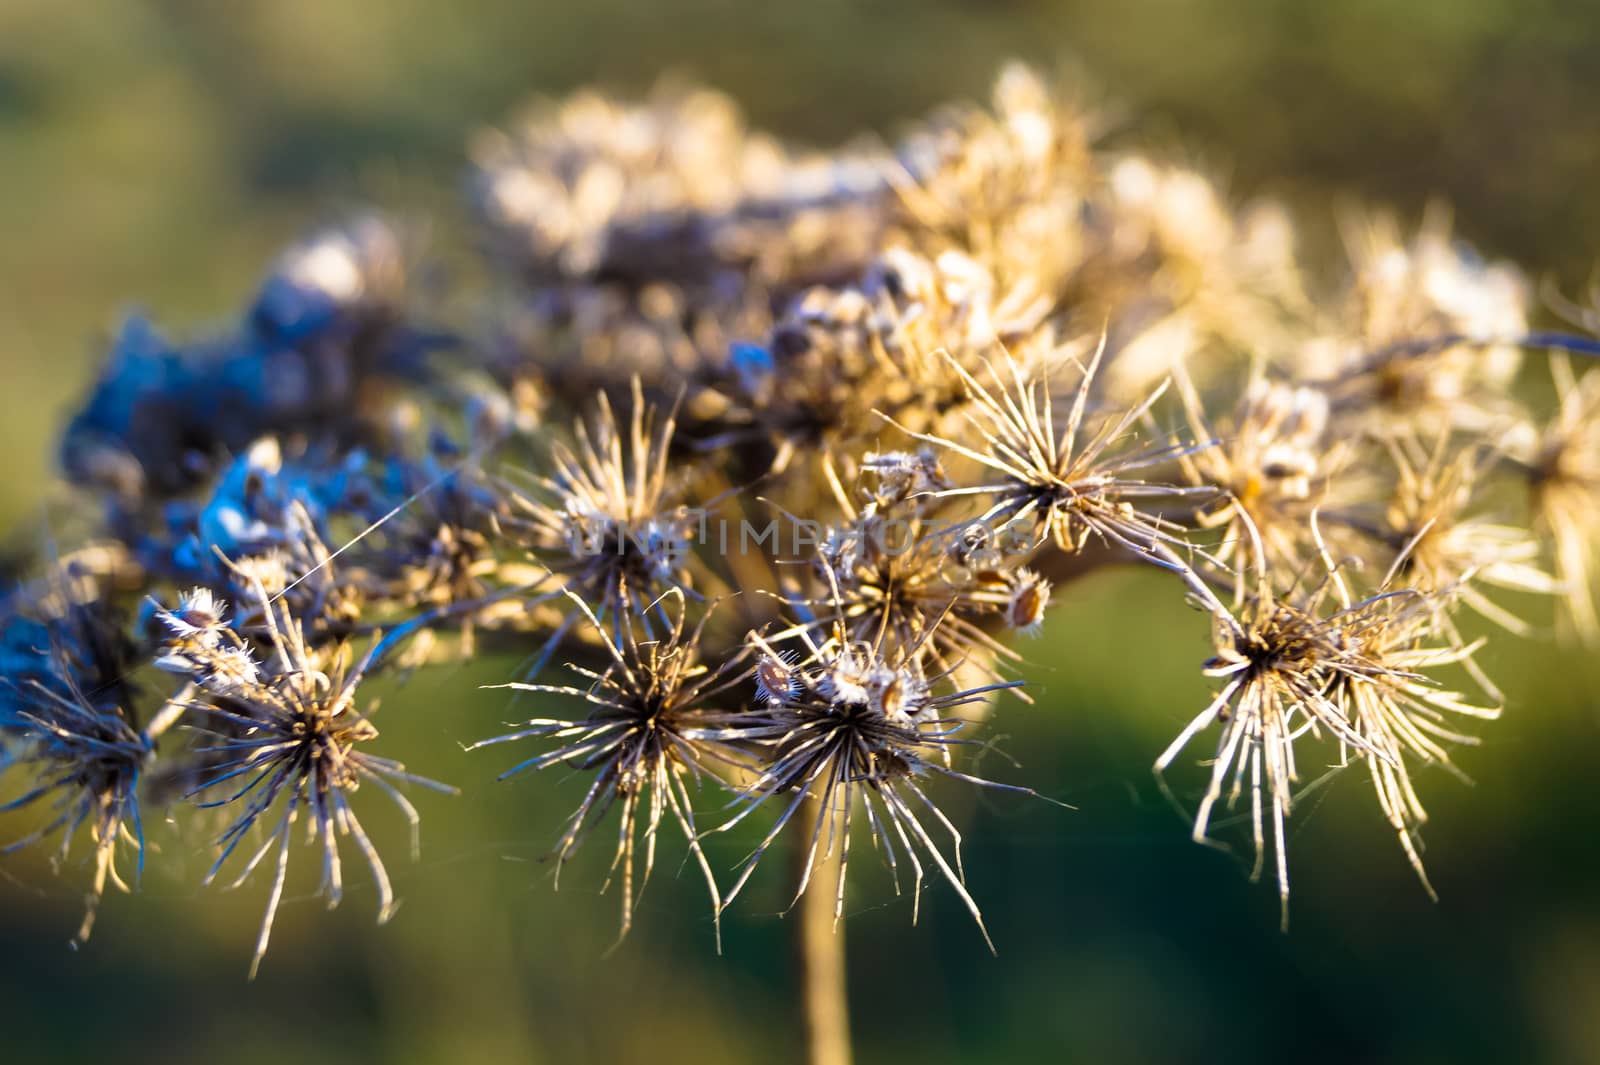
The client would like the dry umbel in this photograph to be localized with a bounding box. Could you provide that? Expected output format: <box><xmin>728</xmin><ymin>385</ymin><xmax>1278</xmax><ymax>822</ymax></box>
<box><xmin>4</xmin><ymin>60</ymin><xmax>1599</xmax><ymax>1065</ymax></box>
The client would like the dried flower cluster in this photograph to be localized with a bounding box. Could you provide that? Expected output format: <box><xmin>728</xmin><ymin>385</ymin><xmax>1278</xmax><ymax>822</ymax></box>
<box><xmin>4</xmin><ymin>64</ymin><xmax>1599</xmax><ymax>978</ymax></box>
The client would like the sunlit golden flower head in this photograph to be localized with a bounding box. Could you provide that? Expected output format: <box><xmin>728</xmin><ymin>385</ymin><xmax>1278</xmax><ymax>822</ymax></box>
<box><xmin>470</xmin><ymin>82</ymin><xmax>764</xmax><ymax>280</ymax></box>
<box><xmin>1324</xmin><ymin>587</ymin><xmax>1499</xmax><ymax>899</ymax></box>
<box><xmin>1097</xmin><ymin>160</ymin><xmax>1308</xmax><ymax>402</ymax></box>
<box><xmin>866</xmin><ymin>245</ymin><xmax>1056</xmax><ymax>360</ymax></box>
<box><xmin>1158</xmin><ymin>568</ymin><xmax>1376</xmax><ymax>925</ymax></box>
<box><xmin>1160</xmin><ymin>530</ymin><xmax>1504</xmax><ymax>926</ymax></box>
<box><xmin>1342</xmin><ymin>209</ymin><xmax>1526</xmax><ymax>363</ymax></box>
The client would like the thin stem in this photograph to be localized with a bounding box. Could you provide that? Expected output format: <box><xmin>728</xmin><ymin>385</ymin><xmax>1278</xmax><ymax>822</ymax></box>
<box><xmin>141</xmin><ymin>680</ymin><xmax>196</xmax><ymax>744</ymax></box>
<box><xmin>794</xmin><ymin>793</ymin><xmax>852</xmax><ymax>1065</ymax></box>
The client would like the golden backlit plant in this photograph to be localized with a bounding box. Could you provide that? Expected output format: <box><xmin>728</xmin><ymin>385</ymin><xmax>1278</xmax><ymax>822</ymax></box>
<box><xmin>5</xmin><ymin>62</ymin><xmax>1600</xmax><ymax>1065</ymax></box>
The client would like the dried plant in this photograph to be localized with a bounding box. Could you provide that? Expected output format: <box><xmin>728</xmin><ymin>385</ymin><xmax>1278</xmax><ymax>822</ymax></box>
<box><xmin>6</xmin><ymin>62</ymin><xmax>1599</xmax><ymax>1065</ymax></box>
<box><xmin>473</xmin><ymin>588</ymin><xmax>751</xmax><ymax>947</ymax></box>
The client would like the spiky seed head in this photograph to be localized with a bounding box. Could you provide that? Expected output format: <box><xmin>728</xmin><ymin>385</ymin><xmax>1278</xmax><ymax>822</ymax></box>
<box><xmin>163</xmin><ymin>587</ymin><xmax>229</xmax><ymax>636</ymax></box>
<box><xmin>754</xmin><ymin>647</ymin><xmax>801</xmax><ymax>707</ymax></box>
<box><xmin>819</xmin><ymin>642</ymin><xmax>873</xmax><ymax>707</ymax></box>
<box><xmin>1004</xmin><ymin>569</ymin><xmax>1052</xmax><ymax>634</ymax></box>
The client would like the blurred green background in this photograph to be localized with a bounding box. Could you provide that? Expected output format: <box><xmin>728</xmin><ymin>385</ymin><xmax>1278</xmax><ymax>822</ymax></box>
<box><xmin>5</xmin><ymin>2</ymin><xmax>1600</xmax><ymax>1063</ymax></box>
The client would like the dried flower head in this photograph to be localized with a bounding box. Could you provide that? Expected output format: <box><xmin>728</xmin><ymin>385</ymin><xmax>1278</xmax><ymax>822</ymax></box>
<box><xmin>1175</xmin><ymin>369</ymin><xmax>1338</xmax><ymax>575</ymax></box>
<box><xmin>1001</xmin><ymin>568</ymin><xmax>1052</xmax><ymax>634</ymax></box>
<box><xmin>1303</xmin><ymin>210</ymin><xmax>1527</xmax><ymax>435</ymax></box>
<box><xmin>61</xmin><ymin>216</ymin><xmax>433</xmax><ymax>503</ymax></box>
<box><xmin>470</xmin><ymin>80</ymin><xmax>884</xmax><ymax>287</ymax></box>
<box><xmin>173</xmin><ymin>577</ymin><xmax>454</xmax><ymax>977</ymax></box>
<box><xmin>888</xmin><ymin>339</ymin><xmax>1211</xmax><ymax>563</ymax></box>
<box><xmin>1159</xmin><ymin>536</ymin><xmax>1500</xmax><ymax>925</ymax></box>
<box><xmin>1366</xmin><ymin>435</ymin><xmax>1557</xmax><ymax>652</ymax></box>
<box><xmin>720</xmin><ymin>624</ymin><xmax>1035</xmax><ymax>949</ymax></box>
<box><xmin>1523</xmin><ymin>355</ymin><xmax>1600</xmax><ymax>640</ymax></box>
<box><xmin>153</xmin><ymin>587</ymin><xmax>261</xmax><ymax>696</ymax></box>
<box><xmin>15</xmin><ymin>62</ymin><xmax>1600</xmax><ymax>1043</ymax></box>
<box><xmin>893</xmin><ymin>62</ymin><xmax>1094</xmax><ymax>297</ymax></box>
<box><xmin>1157</xmin><ymin>567</ymin><xmax>1377</xmax><ymax>924</ymax></box>
<box><xmin>0</xmin><ymin>583</ymin><xmax>146</xmax><ymax>945</ymax></box>
<box><xmin>783</xmin><ymin>468</ymin><xmax>1026</xmax><ymax>693</ymax></box>
<box><xmin>474</xmin><ymin>588</ymin><xmax>751</xmax><ymax>946</ymax></box>
<box><xmin>502</xmin><ymin>380</ymin><xmax>700</xmax><ymax>672</ymax></box>
<box><xmin>1324</xmin><ymin>588</ymin><xmax>1499</xmax><ymax>897</ymax></box>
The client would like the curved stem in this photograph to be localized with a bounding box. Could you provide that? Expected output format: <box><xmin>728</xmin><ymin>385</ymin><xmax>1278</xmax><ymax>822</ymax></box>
<box><xmin>794</xmin><ymin>794</ymin><xmax>852</xmax><ymax>1065</ymax></box>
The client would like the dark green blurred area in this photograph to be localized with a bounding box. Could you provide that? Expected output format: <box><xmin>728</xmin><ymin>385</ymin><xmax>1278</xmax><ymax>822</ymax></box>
<box><xmin>4</xmin><ymin>3</ymin><xmax>1600</xmax><ymax>1063</ymax></box>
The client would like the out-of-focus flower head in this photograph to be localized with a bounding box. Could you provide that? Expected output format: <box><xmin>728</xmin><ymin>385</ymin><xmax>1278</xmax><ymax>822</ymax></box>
<box><xmin>893</xmin><ymin>62</ymin><xmax>1095</xmax><ymax>298</ymax></box>
<box><xmin>0</xmin><ymin>567</ymin><xmax>146</xmax><ymax>945</ymax></box>
<box><xmin>1176</xmin><ymin>368</ymin><xmax>1339</xmax><ymax>578</ymax></box>
<box><xmin>1298</xmin><ymin>209</ymin><xmax>1528</xmax><ymax>434</ymax></box>
<box><xmin>62</xmin><ymin>216</ymin><xmax>440</xmax><ymax>502</ymax></box>
<box><xmin>1521</xmin><ymin>355</ymin><xmax>1600</xmax><ymax>641</ymax></box>
<box><xmin>470</xmin><ymin>80</ymin><xmax>887</xmax><ymax>288</ymax></box>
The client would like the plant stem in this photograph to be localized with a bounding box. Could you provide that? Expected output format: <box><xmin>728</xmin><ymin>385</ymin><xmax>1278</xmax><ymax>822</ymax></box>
<box><xmin>794</xmin><ymin>794</ymin><xmax>852</xmax><ymax>1065</ymax></box>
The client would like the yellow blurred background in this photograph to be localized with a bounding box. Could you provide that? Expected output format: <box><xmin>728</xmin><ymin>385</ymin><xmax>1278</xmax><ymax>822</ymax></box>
<box><xmin>4</xmin><ymin>3</ymin><xmax>1600</xmax><ymax>1063</ymax></box>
